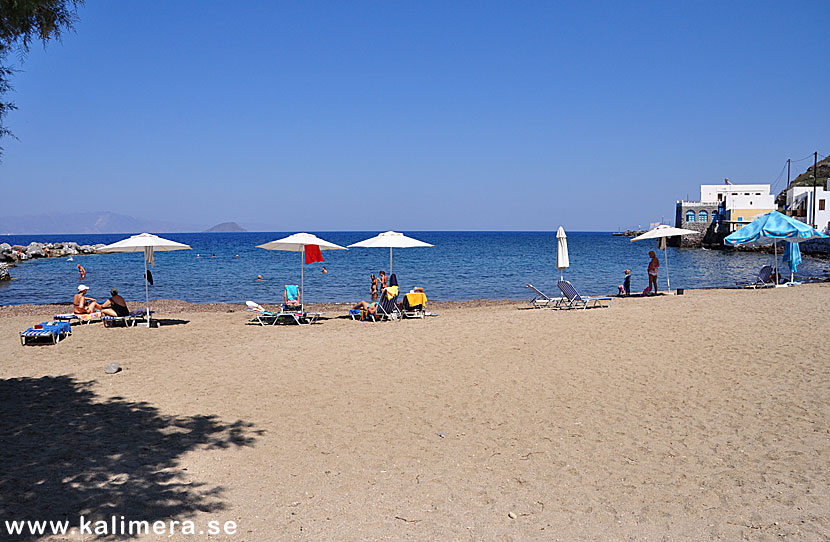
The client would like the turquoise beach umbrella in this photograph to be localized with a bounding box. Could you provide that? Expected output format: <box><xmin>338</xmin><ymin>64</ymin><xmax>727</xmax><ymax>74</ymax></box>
<box><xmin>724</xmin><ymin>211</ymin><xmax>827</xmax><ymax>245</ymax></box>
<box><xmin>725</xmin><ymin>211</ymin><xmax>826</xmax><ymax>284</ymax></box>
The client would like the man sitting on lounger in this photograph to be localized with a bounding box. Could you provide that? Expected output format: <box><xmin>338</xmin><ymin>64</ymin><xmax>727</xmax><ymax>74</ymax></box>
<box><xmin>73</xmin><ymin>285</ymin><xmax>102</xmax><ymax>314</ymax></box>
<box><xmin>101</xmin><ymin>288</ymin><xmax>130</xmax><ymax>317</ymax></box>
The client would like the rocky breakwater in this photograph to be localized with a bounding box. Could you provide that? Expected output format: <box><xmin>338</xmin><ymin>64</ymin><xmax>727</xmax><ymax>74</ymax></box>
<box><xmin>0</xmin><ymin>242</ymin><xmax>105</xmax><ymax>281</ymax></box>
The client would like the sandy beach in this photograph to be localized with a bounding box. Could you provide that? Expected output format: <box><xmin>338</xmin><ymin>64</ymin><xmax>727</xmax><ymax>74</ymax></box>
<box><xmin>1</xmin><ymin>285</ymin><xmax>828</xmax><ymax>541</ymax></box>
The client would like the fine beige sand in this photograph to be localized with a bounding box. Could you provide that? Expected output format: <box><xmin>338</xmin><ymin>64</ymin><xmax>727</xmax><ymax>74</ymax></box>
<box><xmin>1</xmin><ymin>285</ymin><xmax>828</xmax><ymax>541</ymax></box>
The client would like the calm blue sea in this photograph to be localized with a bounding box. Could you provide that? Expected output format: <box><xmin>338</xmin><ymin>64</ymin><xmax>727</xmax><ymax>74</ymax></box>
<box><xmin>1</xmin><ymin>232</ymin><xmax>827</xmax><ymax>305</ymax></box>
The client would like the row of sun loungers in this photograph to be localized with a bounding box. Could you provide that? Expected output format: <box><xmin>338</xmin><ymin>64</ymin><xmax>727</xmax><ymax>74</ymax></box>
<box><xmin>248</xmin><ymin>285</ymin><xmax>430</xmax><ymax>325</ymax></box>
<box><xmin>53</xmin><ymin>309</ymin><xmax>154</xmax><ymax>327</ymax></box>
<box><xmin>526</xmin><ymin>281</ymin><xmax>613</xmax><ymax>310</ymax></box>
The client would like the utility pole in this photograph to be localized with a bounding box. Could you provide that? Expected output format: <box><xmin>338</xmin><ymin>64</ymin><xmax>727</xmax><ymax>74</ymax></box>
<box><xmin>813</xmin><ymin>152</ymin><xmax>818</xmax><ymax>229</ymax></box>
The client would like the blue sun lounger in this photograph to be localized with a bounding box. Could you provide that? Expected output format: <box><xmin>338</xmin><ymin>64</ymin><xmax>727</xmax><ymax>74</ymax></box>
<box><xmin>20</xmin><ymin>321</ymin><xmax>72</xmax><ymax>346</ymax></box>
<box><xmin>556</xmin><ymin>280</ymin><xmax>613</xmax><ymax>310</ymax></box>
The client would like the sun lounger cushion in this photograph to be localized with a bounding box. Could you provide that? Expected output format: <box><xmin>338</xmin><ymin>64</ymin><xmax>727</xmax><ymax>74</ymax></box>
<box><xmin>54</xmin><ymin>311</ymin><xmax>102</xmax><ymax>323</ymax></box>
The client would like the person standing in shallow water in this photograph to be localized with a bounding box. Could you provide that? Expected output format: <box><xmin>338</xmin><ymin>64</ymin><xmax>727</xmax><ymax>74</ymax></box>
<box><xmin>647</xmin><ymin>251</ymin><xmax>659</xmax><ymax>295</ymax></box>
<box><xmin>379</xmin><ymin>270</ymin><xmax>387</xmax><ymax>291</ymax></box>
<box><xmin>370</xmin><ymin>274</ymin><xmax>378</xmax><ymax>300</ymax></box>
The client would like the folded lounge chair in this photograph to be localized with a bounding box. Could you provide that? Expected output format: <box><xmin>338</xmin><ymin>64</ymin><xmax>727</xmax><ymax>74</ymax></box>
<box><xmin>556</xmin><ymin>280</ymin><xmax>613</xmax><ymax>310</ymax></box>
<box><xmin>737</xmin><ymin>265</ymin><xmax>776</xmax><ymax>289</ymax></box>
<box><xmin>20</xmin><ymin>321</ymin><xmax>72</xmax><ymax>346</ymax></box>
<box><xmin>525</xmin><ymin>283</ymin><xmax>561</xmax><ymax>308</ymax></box>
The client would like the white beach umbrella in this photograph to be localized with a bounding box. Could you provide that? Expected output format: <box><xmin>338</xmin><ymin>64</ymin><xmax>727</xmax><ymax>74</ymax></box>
<box><xmin>257</xmin><ymin>233</ymin><xmax>347</xmax><ymax>304</ymax></box>
<box><xmin>630</xmin><ymin>225</ymin><xmax>698</xmax><ymax>292</ymax></box>
<box><xmin>347</xmin><ymin>231</ymin><xmax>433</xmax><ymax>274</ymax></box>
<box><xmin>98</xmin><ymin>233</ymin><xmax>192</xmax><ymax>324</ymax></box>
<box><xmin>556</xmin><ymin>227</ymin><xmax>569</xmax><ymax>281</ymax></box>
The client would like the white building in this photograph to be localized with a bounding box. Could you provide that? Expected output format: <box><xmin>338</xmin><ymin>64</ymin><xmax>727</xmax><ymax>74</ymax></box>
<box><xmin>785</xmin><ymin>182</ymin><xmax>830</xmax><ymax>233</ymax></box>
<box><xmin>698</xmin><ymin>183</ymin><xmax>775</xmax><ymax>232</ymax></box>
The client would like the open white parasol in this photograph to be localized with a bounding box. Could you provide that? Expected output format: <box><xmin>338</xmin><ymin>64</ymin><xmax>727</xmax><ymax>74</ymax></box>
<box><xmin>98</xmin><ymin>233</ymin><xmax>192</xmax><ymax>325</ymax></box>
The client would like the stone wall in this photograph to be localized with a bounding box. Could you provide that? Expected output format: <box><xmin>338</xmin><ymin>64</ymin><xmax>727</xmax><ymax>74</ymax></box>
<box><xmin>800</xmin><ymin>237</ymin><xmax>830</xmax><ymax>256</ymax></box>
<box><xmin>673</xmin><ymin>202</ymin><xmax>726</xmax><ymax>247</ymax></box>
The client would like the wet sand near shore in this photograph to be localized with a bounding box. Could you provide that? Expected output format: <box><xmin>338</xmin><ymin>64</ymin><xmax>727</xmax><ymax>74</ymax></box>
<box><xmin>1</xmin><ymin>285</ymin><xmax>828</xmax><ymax>540</ymax></box>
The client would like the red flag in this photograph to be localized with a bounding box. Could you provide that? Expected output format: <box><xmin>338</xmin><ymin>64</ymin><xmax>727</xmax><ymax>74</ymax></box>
<box><xmin>304</xmin><ymin>244</ymin><xmax>324</xmax><ymax>264</ymax></box>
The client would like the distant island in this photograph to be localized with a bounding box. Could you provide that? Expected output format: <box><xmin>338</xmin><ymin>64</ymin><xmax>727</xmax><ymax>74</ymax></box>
<box><xmin>0</xmin><ymin>211</ymin><xmax>200</xmax><ymax>234</ymax></box>
<box><xmin>204</xmin><ymin>222</ymin><xmax>247</xmax><ymax>233</ymax></box>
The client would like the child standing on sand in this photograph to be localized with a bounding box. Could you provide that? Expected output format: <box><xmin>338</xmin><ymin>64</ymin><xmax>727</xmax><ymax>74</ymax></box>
<box><xmin>617</xmin><ymin>269</ymin><xmax>631</xmax><ymax>296</ymax></box>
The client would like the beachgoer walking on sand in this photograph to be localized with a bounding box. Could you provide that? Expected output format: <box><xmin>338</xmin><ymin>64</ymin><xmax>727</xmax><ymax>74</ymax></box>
<box><xmin>647</xmin><ymin>251</ymin><xmax>659</xmax><ymax>295</ymax></box>
<box><xmin>370</xmin><ymin>274</ymin><xmax>378</xmax><ymax>300</ymax></box>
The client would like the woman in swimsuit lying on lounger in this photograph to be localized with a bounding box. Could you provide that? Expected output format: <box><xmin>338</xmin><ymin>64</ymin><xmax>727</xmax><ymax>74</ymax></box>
<box><xmin>352</xmin><ymin>300</ymin><xmax>378</xmax><ymax>315</ymax></box>
<box><xmin>73</xmin><ymin>285</ymin><xmax>102</xmax><ymax>314</ymax></box>
<box><xmin>101</xmin><ymin>288</ymin><xmax>130</xmax><ymax>317</ymax></box>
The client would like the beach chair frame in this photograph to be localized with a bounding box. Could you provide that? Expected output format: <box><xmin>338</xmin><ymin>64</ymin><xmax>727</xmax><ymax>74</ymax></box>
<box><xmin>375</xmin><ymin>288</ymin><xmax>401</xmax><ymax>321</ymax></box>
<box><xmin>737</xmin><ymin>265</ymin><xmax>775</xmax><ymax>289</ymax></box>
<box><xmin>401</xmin><ymin>292</ymin><xmax>427</xmax><ymax>319</ymax></box>
<box><xmin>525</xmin><ymin>283</ymin><xmax>561</xmax><ymax>308</ymax></box>
<box><xmin>248</xmin><ymin>305</ymin><xmax>321</xmax><ymax>325</ymax></box>
<box><xmin>556</xmin><ymin>280</ymin><xmax>613</xmax><ymax>310</ymax></box>
<box><xmin>53</xmin><ymin>312</ymin><xmax>103</xmax><ymax>325</ymax></box>
<box><xmin>103</xmin><ymin>310</ymin><xmax>154</xmax><ymax>328</ymax></box>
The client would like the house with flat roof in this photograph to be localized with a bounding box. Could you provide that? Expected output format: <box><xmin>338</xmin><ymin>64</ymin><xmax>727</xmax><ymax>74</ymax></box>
<box><xmin>785</xmin><ymin>181</ymin><xmax>830</xmax><ymax>233</ymax></box>
<box><xmin>675</xmin><ymin>180</ymin><xmax>776</xmax><ymax>245</ymax></box>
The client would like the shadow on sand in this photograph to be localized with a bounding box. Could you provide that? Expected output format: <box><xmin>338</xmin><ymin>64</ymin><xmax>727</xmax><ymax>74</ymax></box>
<box><xmin>0</xmin><ymin>376</ymin><xmax>261</xmax><ymax>540</ymax></box>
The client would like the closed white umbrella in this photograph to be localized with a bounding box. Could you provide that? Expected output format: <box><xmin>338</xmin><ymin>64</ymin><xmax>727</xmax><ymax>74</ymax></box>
<box><xmin>556</xmin><ymin>226</ymin><xmax>569</xmax><ymax>281</ymax></box>
<box><xmin>348</xmin><ymin>231</ymin><xmax>433</xmax><ymax>274</ymax></box>
<box><xmin>257</xmin><ymin>233</ymin><xmax>347</xmax><ymax>304</ymax></box>
<box><xmin>630</xmin><ymin>225</ymin><xmax>697</xmax><ymax>292</ymax></box>
<box><xmin>98</xmin><ymin>233</ymin><xmax>192</xmax><ymax>325</ymax></box>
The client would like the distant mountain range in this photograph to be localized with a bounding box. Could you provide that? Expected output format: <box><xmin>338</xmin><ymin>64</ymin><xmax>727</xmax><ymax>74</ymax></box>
<box><xmin>0</xmin><ymin>212</ymin><xmax>202</xmax><ymax>234</ymax></box>
<box><xmin>0</xmin><ymin>212</ymin><xmax>281</xmax><ymax>234</ymax></box>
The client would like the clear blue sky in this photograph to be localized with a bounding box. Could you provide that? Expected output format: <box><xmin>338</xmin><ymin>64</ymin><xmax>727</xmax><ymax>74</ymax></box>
<box><xmin>1</xmin><ymin>1</ymin><xmax>828</xmax><ymax>230</ymax></box>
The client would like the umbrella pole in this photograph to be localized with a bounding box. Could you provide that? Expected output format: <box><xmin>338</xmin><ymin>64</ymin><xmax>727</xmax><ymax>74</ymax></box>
<box><xmin>390</xmin><ymin>247</ymin><xmax>393</xmax><ymax>275</ymax></box>
<box><xmin>144</xmin><ymin>253</ymin><xmax>150</xmax><ymax>325</ymax></box>
<box><xmin>774</xmin><ymin>241</ymin><xmax>778</xmax><ymax>285</ymax></box>
<box><xmin>664</xmin><ymin>246</ymin><xmax>671</xmax><ymax>292</ymax></box>
<box><xmin>300</xmin><ymin>249</ymin><xmax>305</xmax><ymax>307</ymax></box>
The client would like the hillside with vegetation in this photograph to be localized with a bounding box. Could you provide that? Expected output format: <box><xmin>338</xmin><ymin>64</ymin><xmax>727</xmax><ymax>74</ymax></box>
<box><xmin>776</xmin><ymin>155</ymin><xmax>830</xmax><ymax>204</ymax></box>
